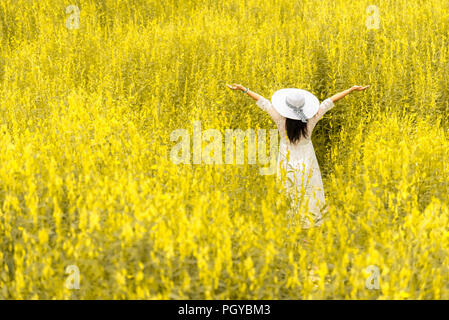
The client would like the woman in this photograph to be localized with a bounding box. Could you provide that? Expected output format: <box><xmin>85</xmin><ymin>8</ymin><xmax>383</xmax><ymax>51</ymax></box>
<box><xmin>227</xmin><ymin>84</ymin><xmax>370</xmax><ymax>228</ymax></box>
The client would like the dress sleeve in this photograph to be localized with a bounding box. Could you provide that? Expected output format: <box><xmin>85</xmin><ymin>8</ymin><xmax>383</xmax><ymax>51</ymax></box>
<box><xmin>313</xmin><ymin>98</ymin><xmax>335</xmax><ymax>122</ymax></box>
<box><xmin>256</xmin><ymin>96</ymin><xmax>284</xmax><ymax>126</ymax></box>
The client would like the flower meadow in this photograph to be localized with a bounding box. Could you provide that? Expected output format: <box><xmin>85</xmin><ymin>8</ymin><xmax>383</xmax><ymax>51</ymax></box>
<box><xmin>0</xmin><ymin>0</ymin><xmax>449</xmax><ymax>299</ymax></box>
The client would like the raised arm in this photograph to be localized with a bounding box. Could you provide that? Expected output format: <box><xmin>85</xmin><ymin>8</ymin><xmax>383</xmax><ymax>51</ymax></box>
<box><xmin>226</xmin><ymin>83</ymin><xmax>283</xmax><ymax>125</ymax></box>
<box><xmin>330</xmin><ymin>85</ymin><xmax>370</xmax><ymax>103</ymax></box>
<box><xmin>226</xmin><ymin>83</ymin><xmax>262</xmax><ymax>101</ymax></box>
<box><xmin>310</xmin><ymin>85</ymin><xmax>370</xmax><ymax>126</ymax></box>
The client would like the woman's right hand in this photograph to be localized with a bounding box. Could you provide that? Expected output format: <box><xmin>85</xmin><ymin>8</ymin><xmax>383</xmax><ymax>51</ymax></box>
<box><xmin>226</xmin><ymin>83</ymin><xmax>245</xmax><ymax>91</ymax></box>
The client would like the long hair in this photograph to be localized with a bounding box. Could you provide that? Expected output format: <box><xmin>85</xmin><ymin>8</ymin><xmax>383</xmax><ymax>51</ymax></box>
<box><xmin>285</xmin><ymin>118</ymin><xmax>309</xmax><ymax>144</ymax></box>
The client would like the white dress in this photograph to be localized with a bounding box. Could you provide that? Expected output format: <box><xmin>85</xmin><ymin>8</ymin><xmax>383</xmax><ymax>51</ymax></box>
<box><xmin>256</xmin><ymin>96</ymin><xmax>335</xmax><ymax>228</ymax></box>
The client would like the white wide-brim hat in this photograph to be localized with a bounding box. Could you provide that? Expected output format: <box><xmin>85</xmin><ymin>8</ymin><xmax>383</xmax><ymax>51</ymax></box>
<box><xmin>271</xmin><ymin>88</ymin><xmax>320</xmax><ymax>122</ymax></box>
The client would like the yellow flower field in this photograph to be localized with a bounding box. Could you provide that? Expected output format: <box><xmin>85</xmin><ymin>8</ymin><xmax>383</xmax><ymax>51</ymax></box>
<box><xmin>0</xmin><ymin>0</ymin><xmax>448</xmax><ymax>299</ymax></box>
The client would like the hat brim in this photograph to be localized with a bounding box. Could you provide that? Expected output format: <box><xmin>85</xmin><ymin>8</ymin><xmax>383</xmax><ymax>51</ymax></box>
<box><xmin>271</xmin><ymin>88</ymin><xmax>319</xmax><ymax>120</ymax></box>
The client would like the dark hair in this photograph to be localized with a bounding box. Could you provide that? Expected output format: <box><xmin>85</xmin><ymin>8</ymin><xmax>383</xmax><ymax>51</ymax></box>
<box><xmin>285</xmin><ymin>118</ymin><xmax>309</xmax><ymax>144</ymax></box>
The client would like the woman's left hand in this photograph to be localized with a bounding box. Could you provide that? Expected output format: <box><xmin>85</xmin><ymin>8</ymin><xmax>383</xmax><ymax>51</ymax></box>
<box><xmin>351</xmin><ymin>85</ymin><xmax>370</xmax><ymax>91</ymax></box>
<box><xmin>226</xmin><ymin>83</ymin><xmax>245</xmax><ymax>91</ymax></box>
